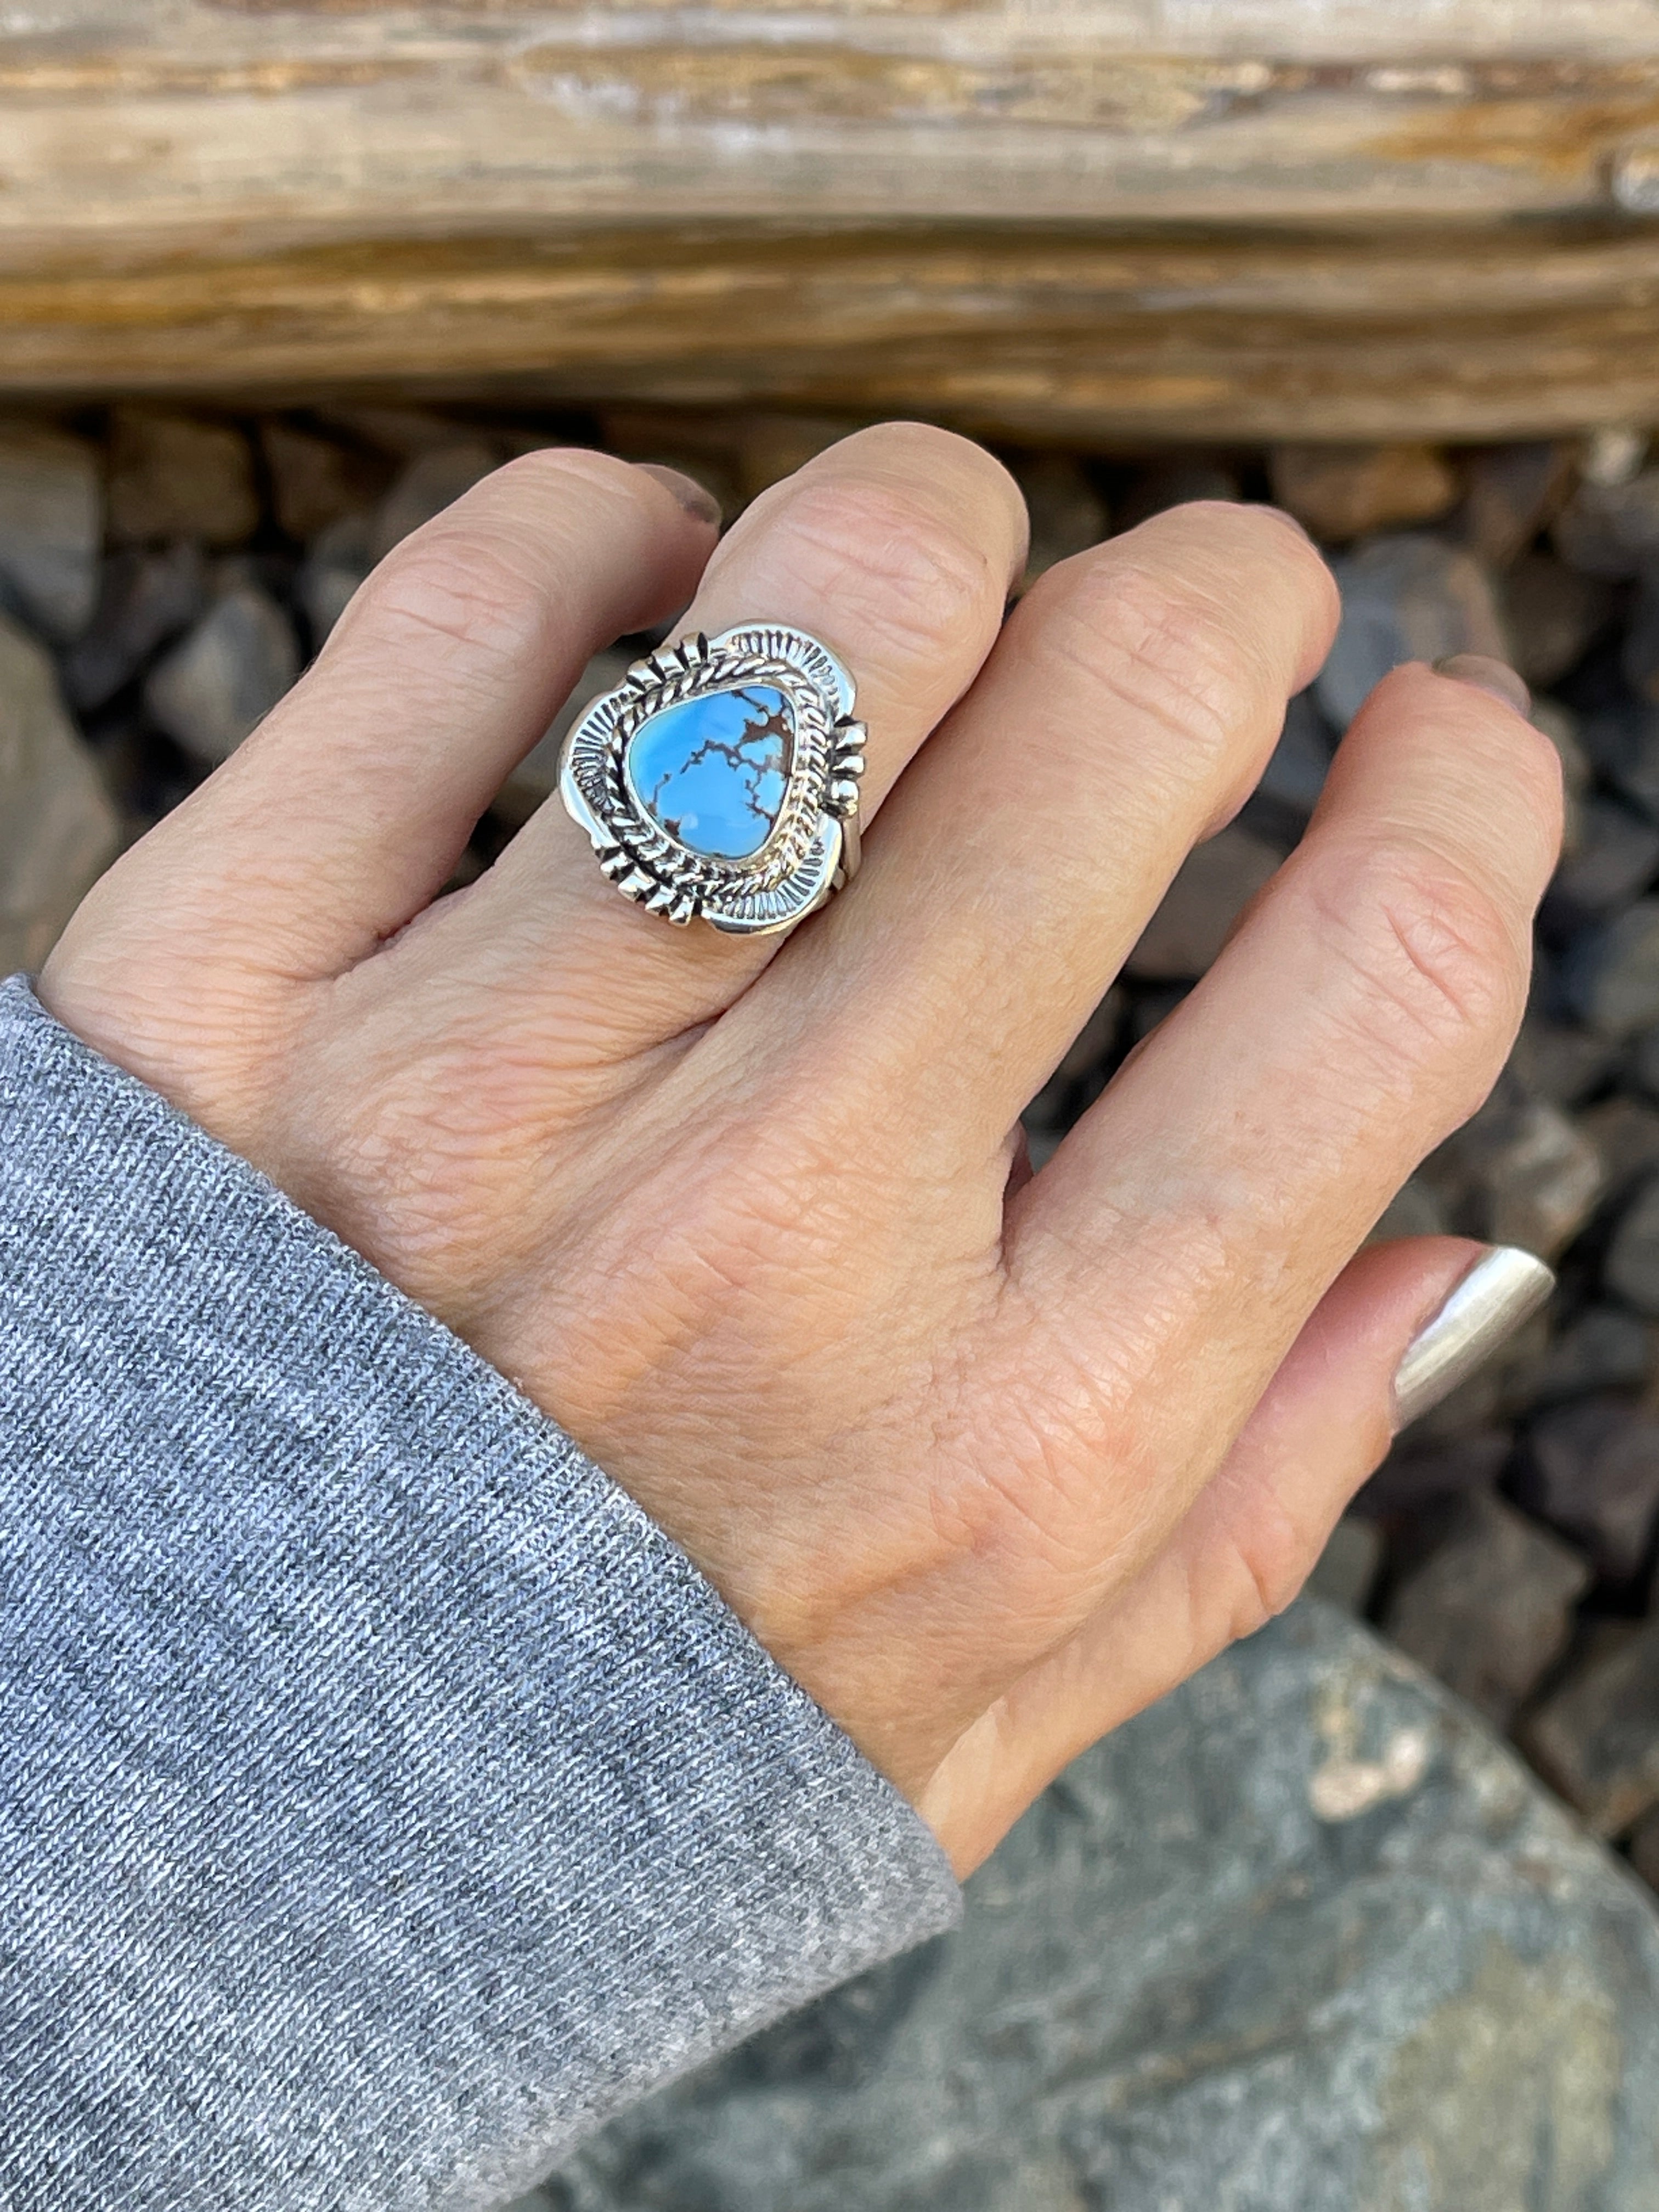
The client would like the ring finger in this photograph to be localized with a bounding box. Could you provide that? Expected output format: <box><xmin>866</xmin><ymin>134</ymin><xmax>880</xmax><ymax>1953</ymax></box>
<box><xmin>422</xmin><ymin>422</ymin><xmax>1028</xmax><ymax>1051</ymax></box>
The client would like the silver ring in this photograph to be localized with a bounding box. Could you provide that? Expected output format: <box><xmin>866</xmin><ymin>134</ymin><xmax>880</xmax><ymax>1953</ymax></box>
<box><xmin>558</xmin><ymin>623</ymin><xmax>866</xmax><ymax>937</ymax></box>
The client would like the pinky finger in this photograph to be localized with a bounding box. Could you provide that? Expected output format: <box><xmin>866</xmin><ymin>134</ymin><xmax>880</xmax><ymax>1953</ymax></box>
<box><xmin>917</xmin><ymin>1235</ymin><xmax>1550</xmax><ymax>1874</ymax></box>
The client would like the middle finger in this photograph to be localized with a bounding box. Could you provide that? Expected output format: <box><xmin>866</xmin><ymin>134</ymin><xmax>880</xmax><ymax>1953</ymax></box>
<box><xmin>746</xmin><ymin>499</ymin><xmax>1338</xmax><ymax>1142</ymax></box>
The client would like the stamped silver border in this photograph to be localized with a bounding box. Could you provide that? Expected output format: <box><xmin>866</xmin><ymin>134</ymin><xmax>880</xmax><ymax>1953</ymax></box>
<box><xmin>559</xmin><ymin>623</ymin><xmax>866</xmax><ymax>936</ymax></box>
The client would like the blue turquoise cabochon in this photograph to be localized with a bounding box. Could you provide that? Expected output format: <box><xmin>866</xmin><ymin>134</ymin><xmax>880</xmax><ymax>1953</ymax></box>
<box><xmin>623</xmin><ymin>684</ymin><xmax>797</xmax><ymax>861</ymax></box>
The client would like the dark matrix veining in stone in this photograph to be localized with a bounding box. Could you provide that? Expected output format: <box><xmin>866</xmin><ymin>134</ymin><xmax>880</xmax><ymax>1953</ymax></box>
<box><xmin>625</xmin><ymin>685</ymin><xmax>794</xmax><ymax>860</ymax></box>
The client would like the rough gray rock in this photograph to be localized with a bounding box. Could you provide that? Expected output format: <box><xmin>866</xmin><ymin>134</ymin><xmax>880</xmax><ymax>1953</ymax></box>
<box><xmin>535</xmin><ymin>1602</ymin><xmax>1659</xmax><ymax>2212</ymax></box>
<box><xmin>1545</xmin><ymin>797</ymin><xmax>1659</xmax><ymax>930</ymax></box>
<box><xmin>1305</xmin><ymin>1515</ymin><xmax>1382</xmax><ymax>1611</ymax></box>
<box><xmin>1024</xmin><ymin>989</ymin><xmax>1126</xmax><ymax>1146</ymax></box>
<box><xmin>1421</xmin><ymin>1071</ymin><xmax>1603</xmax><ymax>1260</ymax></box>
<box><xmin>1577</xmin><ymin>1095</ymin><xmax>1659</xmax><ymax>1191</ymax></box>
<box><xmin>1525</xmin><ymin>1617</ymin><xmax>1659</xmax><ymax>1835</ymax></box>
<box><xmin>1629</xmin><ymin>1803</ymin><xmax>1659</xmax><ymax>1892</ymax></box>
<box><xmin>734</xmin><ymin>414</ymin><xmax>854</xmax><ymax>503</ymax></box>
<box><xmin>1113</xmin><ymin>458</ymin><xmax>1239</xmax><ymax>531</ymax></box>
<box><xmin>1529</xmin><ymin>1307</ymin><xmax>1657</xmax><ymax>1407</ymax></box>
<box><xmin>1516</xmin><ymin>1397</ymin><xmax>1659</xmax><ymax>1585</ymax></box>
<box><xmin>1554</xmin><ymin>468</ymin><xmax>1659</xmax><ymax>578</ymax></box>
<box><xmin>1125</xmin><ymin>822</ymin><xmax>1282</xmax><ymax>981</ymax></box>
<box><xmin>1316</xmin><ymin>533</ymin><xmax>1510</xmax><ymax>731</ymax></box>
<box><xmin>1255</xmin><ymin>689</ymin><xmax>1335</xmax><ymax>826</ymax></box>
<box><xmin>1580</xmin><ymin>699</ymin><xmax>1659</xmax><ymax>826</ymax></box>
<box><xmin>0</xmin><ymin>422</ymin><xmax>100</xmax><ymax>641</ymax></box>
<box><xmin>261</xmin><ymin>420</ymin><xmax>386</xmax><ymax>542</ymax></box>
<box><xmin>297</xmin><ymin>512</ymin><xmax>374</xmax><ymax>645</ymax></box>
<box><xmin>1627</xmin><ymin>1018</ymin><xmax>1659</xmax><ymax>1103</ymax></box>
<box><xmin>62</xmin><ymin>543</ymin><xmax>206</xmax><ymax>714</ymax></box>
<box><xmin>107</xmin><ymin>408</ymin><xmax>259</xmax><ymax>548</ymax></box>
<box><xmin>143</xmin><ymin>584</ymin><xmax>299</xmax><ymax>765</ymax></box>
<box><xmin>1357</xmin><ymin>1428</ymin><xmax>1512</xmax><ymax>1520</ymax></box>
<box><xmin>1502</xmin><ymin>551</ymin><xmax>1613</xmax><ymax>687</ymax></box>
<box><xmin>1458</xmin><ymin>441</ymin><xmax>1572</xmax><ymax>568</ymax></box>
<box><xmin>1367</xmin><ymin>1172</ymin><xmax>1450</xmax><ymax>1243</ymax></box>
<box><xmin>1383</xmin><ymin>1489</ymin><xmax>1590</xmax><ymax>1724</ymax></box>
<box><xmin>1508</xmin><ymin>1013</ymin><xmax>1616</xmax><ymax>1107</ymax></box>
<box><xmin>0</xmin><ymin>611</ymin><xmax>121</xmax><ymax>972</ymax></box>
<box><xmin>1010</xmin><ymin>454</ymin><xmax>1109</xmax><ymax>588</ymax></box>
<box><xmin>370</xmin><ymin>439</ymin><xmax>501</xmax><ymax>562</ymax></box>
<box><xmin>1605</xmin><ymin>1174</ymin><xmax>1659</xmax><ymax>1316</ymax></box>
<box><xmin>1563</xmin><ymin>899</ymin><xmax>1659</xmax><ymax>1037</ymax></box>
<box><xmin>1621</xmin><ymin>574</ymin><xmax>1659</xmax><ymax>704</ymax></box>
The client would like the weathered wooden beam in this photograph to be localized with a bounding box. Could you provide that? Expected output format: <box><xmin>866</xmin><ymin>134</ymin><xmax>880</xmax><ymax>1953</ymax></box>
<box><xmin>8</xmin><ymin>223</ymin><xmax>1659</xmax><ymax>443</ymax></box>
<box><xmin>9</xmin><ymin>4</ymin><xmax>1659</xmax><ymax>435</ymax></box>
<box><xmin>7</xmin><ymin>1</ymin><xmax>1659</xmax><ymax>259</ymax></box>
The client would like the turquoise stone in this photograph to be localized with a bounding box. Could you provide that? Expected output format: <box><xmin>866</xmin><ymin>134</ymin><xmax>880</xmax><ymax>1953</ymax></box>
<box><xmin>624</xmin><ymin>684</ymin><xmax>794</xmax><ymax>861</ymax></box>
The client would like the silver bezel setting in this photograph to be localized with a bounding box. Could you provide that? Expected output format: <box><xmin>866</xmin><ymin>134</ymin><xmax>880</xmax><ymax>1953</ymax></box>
<box><xmin>559</xmin><ymin>623</ymin><xmax>866</xmax><ymax>936</ymax></box>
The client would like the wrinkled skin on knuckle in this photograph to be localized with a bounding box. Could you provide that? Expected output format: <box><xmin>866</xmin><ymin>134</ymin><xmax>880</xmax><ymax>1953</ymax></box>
<box><xmin>1131</xmin><ymin>499</ymin><xmax>1341</xmax><ymax>654</ymax></box>
<box><xmin>1217</xmin><ymin>1490</ymin><xmax>1327</xmax><ymax>1641</ymax></box>
<box><xmin>1025</xmin><ymin>553</ymin><xmax>1274</xmax><ymax>794</ymax></box>
<box><xmin>1302</xmin><ymin>834</ymin><xmax>1528</xmax><ymax>1130</ymax></box>
<box><xmin>336</xmin><ymin>520</ymin><xmax>560</xmax><ymax>675</ymax></box>
<box><xmin>752</xmin><ymin>472</ymin><xmax>1007</xmax><ymax>677</ymax></box>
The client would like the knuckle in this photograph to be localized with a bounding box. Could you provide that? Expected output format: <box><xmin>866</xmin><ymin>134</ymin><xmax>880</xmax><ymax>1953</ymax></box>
<box><xmin>351</xmin><ymin>525</ymin><xmax>551</xmax><ymax>666</ymax></box>
<box><xmin>768</xmin><ymin>475</ymin><xmax>1004</xmax><ymax>664</ymax></box>
<box><xmin>1306</xmin><ymin>836</ymin><xmax>1524</xmax><ymax>1092</ymax></box>
<box><xmin>1222</xmin><ymin>1508</ymin><xmax>1319</xmax><ymax>1641</ymax></box>
<box><xmin>1140</xmin><ymin>498</ymin><xmax>1337</xmax><ymax>606</ymax></box>
<box><xmin>1032</xmin><ymin>555</ymin><xmax>1261</xmax><ymax>765</ymax></box>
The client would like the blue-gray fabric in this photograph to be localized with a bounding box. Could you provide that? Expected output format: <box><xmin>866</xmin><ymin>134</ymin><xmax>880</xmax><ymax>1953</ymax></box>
<box><xmin>0</xmin><ymin>974</ymin><xmax>960</xmax><ymax>2209</ymax></box>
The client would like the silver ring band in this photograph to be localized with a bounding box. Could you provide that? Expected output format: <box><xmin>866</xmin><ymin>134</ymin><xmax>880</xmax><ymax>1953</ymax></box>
<box><xmin>558</xmin><ymin>623</ymin><xmax>865</xmax><ymax>938</ymax></box>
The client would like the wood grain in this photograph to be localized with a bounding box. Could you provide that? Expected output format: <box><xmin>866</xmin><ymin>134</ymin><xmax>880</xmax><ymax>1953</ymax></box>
<box><xmin>9</xmin><ymin>222</ymin><xmax>1659</xmax><ymax>442</ymax></box>
<box><xmin>8</xmin><ymin>3</ymin><xmax>1659</xmax><ymax>256</ymax></box>
<box><xmin>8</xmin><ymin>4</ymin><xmax>1659</xmax><ymax>432</ymax></box>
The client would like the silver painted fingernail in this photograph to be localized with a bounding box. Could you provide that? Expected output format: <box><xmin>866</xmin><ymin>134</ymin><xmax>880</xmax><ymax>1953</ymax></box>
<box><xmin>1391</xmin><ymin>1246</ymin><xmax>1555</xmax><ymax>1433</ymax></box>
<box><xmin>1432</xmin><ymin>654</ymin><xmax>1532</xmax><ymax>716</ymax></box>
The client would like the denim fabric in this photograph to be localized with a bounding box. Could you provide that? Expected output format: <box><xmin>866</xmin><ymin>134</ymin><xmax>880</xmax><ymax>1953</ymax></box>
<box><xmin>0</xmin><ymin>976</ymin><xmax>959</xmax><ymax>2209</ymax></box>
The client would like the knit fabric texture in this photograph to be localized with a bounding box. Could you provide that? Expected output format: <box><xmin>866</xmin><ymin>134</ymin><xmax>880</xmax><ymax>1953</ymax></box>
<box><xmin>0</xmin><ymin>975</ymin><xmax>960</xmax><ymax>2209</ymax></box>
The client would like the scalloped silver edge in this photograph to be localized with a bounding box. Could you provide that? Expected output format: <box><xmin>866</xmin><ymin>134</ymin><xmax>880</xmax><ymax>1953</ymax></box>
<box><xmin>558</xmin><ymin>622</ymin><xmax>865</xmax><ymax>938</ymax></box>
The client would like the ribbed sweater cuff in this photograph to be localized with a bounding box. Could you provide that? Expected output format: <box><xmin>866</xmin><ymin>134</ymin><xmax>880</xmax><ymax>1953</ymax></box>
<box><xmin>0</xmin><ymin>974</ymin><xmax>958</xmax><ymax>2210</ymax></box>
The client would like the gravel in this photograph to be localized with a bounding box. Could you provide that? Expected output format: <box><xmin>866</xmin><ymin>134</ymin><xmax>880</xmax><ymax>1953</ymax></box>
<box><xmin>107</xmin><ymin>407</ymin><xmax>260</xmax><ymax>549</ymax></box>
<box><xmin>1381</xmin><ymin>1489</ymin><xmax>1590</xmax><ymax>1725</ymax></box>
<box><xmin>1315</xmin><ymin>532</ymin><xmax>1510</xmax><ymax>730</ymax></box>
<box><xmin>1524</xmin><ymin>1616</ymin><xmax>1659</xmax><ymax>1835</ymax></box>
<box><xmin>144</xmin><ymin>583</ymin><xmax>300</xmax><ymax>765</ymax></box>
<box><xmin>1514</xmin><ymin>1396</ymin><xmax>1659</xmax><ymax>1583</ymax></box>
<box><xmin>1268</xmin><ymin>439</ymin><xmax>1458</xmax><ymax>542</ymax></box>
<box><xmin>0</xmin><ymin>421</ymin><xmax>101</xmax><ymax>641</ymax></box>
<box><xmin>0</xmin><ymin>609</ymin><xmax>120</xmax><ymax>973</ymax></box>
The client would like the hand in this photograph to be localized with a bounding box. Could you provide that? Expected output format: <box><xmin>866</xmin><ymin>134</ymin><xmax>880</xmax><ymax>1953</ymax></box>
<box><xmin>40</xmin><ymin>427</ymin><xmax>1561</xmax><ymax>1874</ymax></box>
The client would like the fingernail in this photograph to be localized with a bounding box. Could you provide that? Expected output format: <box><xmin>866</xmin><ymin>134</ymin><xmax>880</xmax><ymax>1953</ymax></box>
<box><xmin>634</xmin><ymin>462</ymin><xmax>723</xmax><ymax>528</ymax></box>
<box><xmin>1432</xmin><ymin>654</ymin><xmax>1531</xmax><ymax>716</ymax></box>
<box><xmin>1391</xmin><ymin>1246</ymin><xmax>1554</xmax><ymax>1433</ymax></box>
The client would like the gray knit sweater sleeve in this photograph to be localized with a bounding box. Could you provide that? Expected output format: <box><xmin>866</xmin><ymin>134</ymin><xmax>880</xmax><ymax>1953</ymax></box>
<box><xmin>0</xmin><ymin>974</ymin><xmax>960</xmax><ymax>2210</ymax></box>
